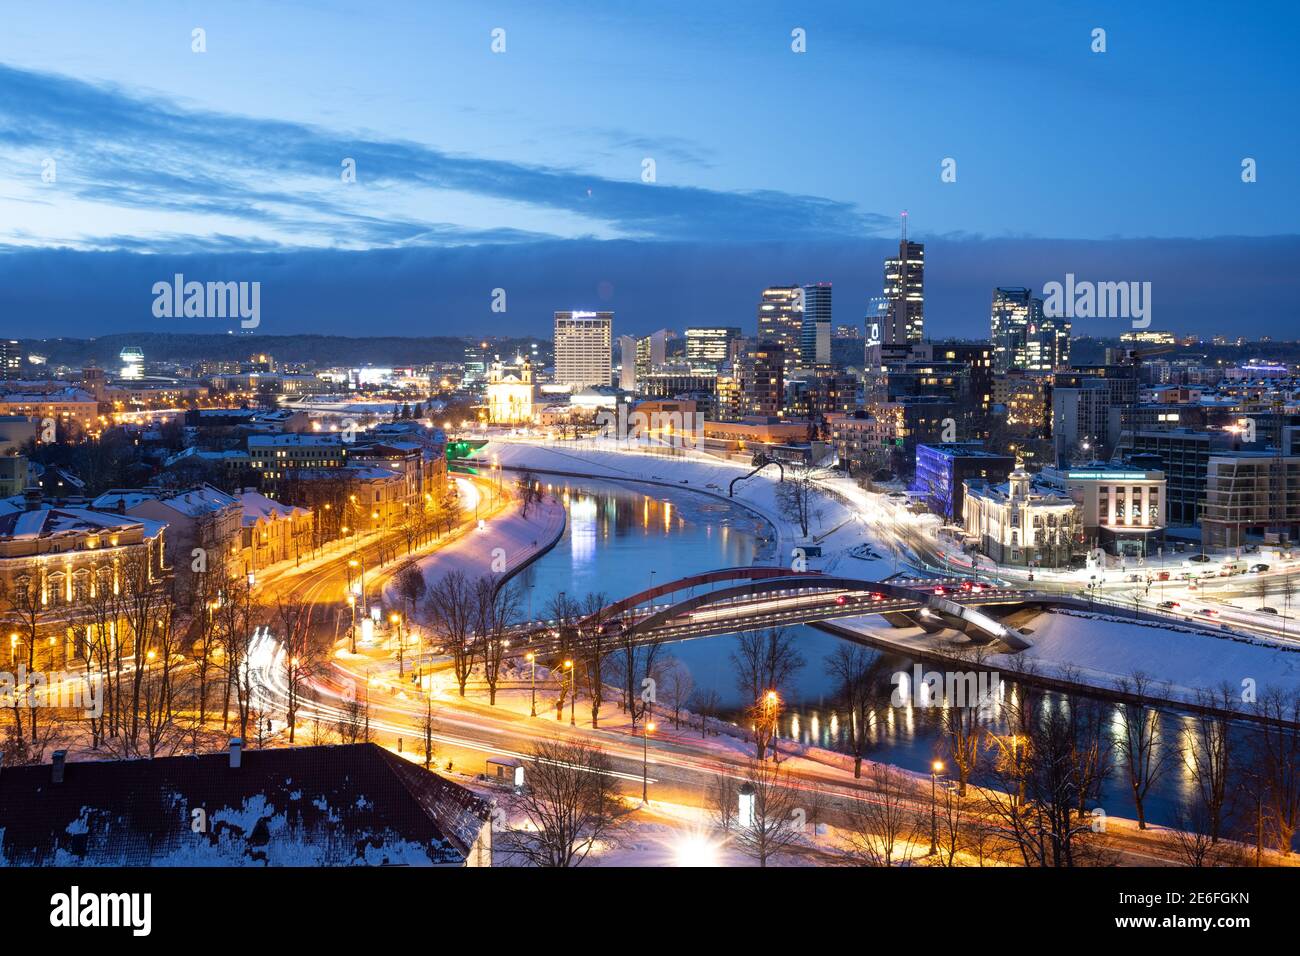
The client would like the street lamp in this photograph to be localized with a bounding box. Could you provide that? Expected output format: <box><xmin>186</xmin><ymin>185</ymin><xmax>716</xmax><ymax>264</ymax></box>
<box><xmin>642</xmin><ymin>718</ymin><xmax>656</xmax><ymax>803</ymax></box>
<box><xmin>390</xmin><ymin>612</ymin><xmax>404</xmax><ymax>676</ymax></box>
<box><xmin>930</xmin><ymin>759</ymin><xmax>944</xmax><ymax>855</ymax></box>
<box><xmin>565</xmin><ymin>659</ymin><xmax>576</xmax><ymax>726</ymax></box>
<box><xmin>346</xmin><ymin>593</ymin><xmax>357</xmax><ymax>653</ymax></box>
<box><xmin>762</xmin><ymin>689</ymin><xmax>780</xmax><ymax>762</ymax></box>
<box><xmin>526</xmin><ymin>651</ymin><xmax>537</xmax><ymax>716</ymax></box>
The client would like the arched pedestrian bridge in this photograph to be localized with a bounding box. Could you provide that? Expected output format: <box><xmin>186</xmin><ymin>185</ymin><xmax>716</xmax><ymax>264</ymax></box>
<box><xmin>520</xmin><ymin>567</ymin><xmax>1035</xmax><ymax>651</ymax></box>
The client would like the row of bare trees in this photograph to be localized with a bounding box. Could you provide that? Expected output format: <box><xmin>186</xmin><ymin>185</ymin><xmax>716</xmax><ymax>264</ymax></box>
<box><xmin>820</xmin><ymin>646</ymin><xmax>1300</xmax><ymax>864</ymax></box>
<box><xmin>2</xmin><ymin>550</ymin><xmax>331</xmax><ymax>766</ymax></box>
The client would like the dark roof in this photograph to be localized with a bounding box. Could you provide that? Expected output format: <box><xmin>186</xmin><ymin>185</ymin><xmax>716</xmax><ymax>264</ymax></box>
<box><xmin>0</xmin><ymin>743</ymin><xmax>493</xmax><ymax>867</ymax></box>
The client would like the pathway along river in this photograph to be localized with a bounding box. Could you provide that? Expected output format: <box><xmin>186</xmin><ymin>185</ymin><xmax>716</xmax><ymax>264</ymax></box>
<box><xmin>514</xmin><ymin>475</ymin><xmax>1269</xmax><ymax>835</ymax></box>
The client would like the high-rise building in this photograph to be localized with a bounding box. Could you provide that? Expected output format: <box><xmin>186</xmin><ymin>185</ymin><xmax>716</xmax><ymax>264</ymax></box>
<box><xmin>757</xmin><ymin>286</ymin><xmax>803</xmax><ymax>370</ymax></box>
<box><xmin>618</xmin><ymin>335</ymin><xmax>637</xmax><ymax>391</ymax></box>
<box><xmin>553</xmin><ymin>311</ymin><xmax>613</xmax><ymax>388</ymax></box>
<box><xmin>685</xmin><ymin>327</ymin><xmax>741</xmax><ymax>369</ymax></box>
<box><xmin>877</xmin><ymin>215</ymin><xmax>924</xmax><ymax>344</ymax></box>
<box><xmin>990</xmin><ymin>287</ymin><xmax>1037</xmax><ymax>373</ymax></box>
<box><xmin>0</xmin><ymin>341</ymin><xmax>20</xmax><ymax>379</ymax></box>
<box><xmin>992</xmin><ymin>288</ymin><xmax>1071</xmax><ymax>374</ymax></box>
<box><xmin>1026</xmin><ymin>313</ymin><xmax>1071</xmax><ymax>372</ymax></box>
<box><xmin>742</xmin><ymin>342</ymin><xmax>785</xmax><ymax>417</ymax></box>
<box><xmin>800</xmin><ymin>283</ymin><xmax>832</xmax><ymax>367</ymax></box>
<box><xmin>635</xmin><ymin>329</ymin><xmax>669</xmax><ymax>381</ymax></box>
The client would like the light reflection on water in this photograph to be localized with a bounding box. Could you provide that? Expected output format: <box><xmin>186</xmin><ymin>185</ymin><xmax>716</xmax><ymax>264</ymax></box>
<box><xmin>524</xmin><ymin>477</ymin><xmax>1266</xmax><ymax>834</ymax></box>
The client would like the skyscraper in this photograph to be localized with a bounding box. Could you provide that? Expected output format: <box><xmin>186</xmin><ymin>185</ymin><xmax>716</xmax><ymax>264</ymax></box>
<box><xmin>800</xmin><ymin>283</ymin><xmax>832</xmax><ymax>367</ymax></box>
<box><xmin>877</xmin><ymin>214</ymin><xmax>924</xmax><ymax>344</ymax></box>
<box><xmin>635</xmin><ymin>329</ymin><xmax>669</xmax><ymax>380</ymax></box>
<box><xmin>685</xmin><ymin>327</ymin><xmax>741</xmax><ymax>369</ymax></box>
<box><xmin>991</xmin><ymin>287</ymin><xmax>1070</xmax><ymax>373</ymax></box>
<box><xmin>554</xmin><ymin>311</ymin><xmax>613</xmax><ymax>388</ymax></box>
<box><xmin>618</xmin><ymin>334</ymin><xmax>638</xmax><ymax>391</ymax></box>
<box><xmin>990</xmin><ymin>287</ymin><xmax>1037</xmax><ymax>373</ymax></box>
<box><xmin>742</xmin><ymin>342</ymin><xmax>785</xmax><ymax>417</ymax></box>
<box><xmin>1026</xmin><ymin>313</ymin><xmax>1071</xmax><ymax>372</ymax></box>
<box><xmin>757</xmin><ymin>286</ymin><xmax>803</xmax><ymax>371</ymax></box>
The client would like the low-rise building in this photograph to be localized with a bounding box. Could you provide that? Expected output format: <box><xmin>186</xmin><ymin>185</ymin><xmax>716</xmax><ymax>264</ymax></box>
<box><xmin>0</xmin><ymin>504</ymin><xmax>167</xmax><ymax>666</ymax></box>
<box><xmin>1037</xmin><ymin>465</ymin><xmax>1167</xmax><ymax>556</ymax></box>
<box><xmin>963</xmin><ymin>468</ymin><xmax>1080</xmax><ymax>568</ymax></box>
<box><xmin>238</xmin><ymin>490</ymin><xmax>313</xmax><ymax>574</ymax></box>
<box><xmin>92</xmin><ymin>484</ymin><xmax>242</xmax><ymax>583</ymax></box>
<box><xmin>912</xmin><ymin>443</ymin><xmax>1016</xmax><ymax>522</ymax></box>
<box><xmin>1202</xmin><ymin>451</ymin><xmax>1300</xmax><ymax>549</ymax></box>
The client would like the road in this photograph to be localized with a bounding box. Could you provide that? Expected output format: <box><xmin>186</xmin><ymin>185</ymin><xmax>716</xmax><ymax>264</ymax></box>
<box><xmin>238</xmin><ymin>477</ymin><xmax>1203</xmax><ymax>866</ymax></box>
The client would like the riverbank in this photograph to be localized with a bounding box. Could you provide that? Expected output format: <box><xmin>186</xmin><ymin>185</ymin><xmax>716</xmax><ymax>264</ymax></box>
<box><xmin>479</xmin><ymin>439</ymin><xmax>1300</xmax><ymax>723</ymax></box>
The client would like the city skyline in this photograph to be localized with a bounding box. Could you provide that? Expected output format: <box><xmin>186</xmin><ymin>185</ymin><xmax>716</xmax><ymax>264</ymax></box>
<box><xmin>3</xmin><ymin>1</ymin><xmax>1300</xmax><ymax>899</ymax></box>
<box><xmin>2</xmin><ymin>2</ymin><xmax>1298</xmax><ymax>339</ymax></box>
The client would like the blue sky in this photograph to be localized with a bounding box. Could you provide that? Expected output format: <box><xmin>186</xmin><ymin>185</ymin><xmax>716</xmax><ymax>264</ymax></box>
<box><xmin>1</xmin><ymin>1</ymin><xmax>1297</xmax><ymax>339</ymax></box>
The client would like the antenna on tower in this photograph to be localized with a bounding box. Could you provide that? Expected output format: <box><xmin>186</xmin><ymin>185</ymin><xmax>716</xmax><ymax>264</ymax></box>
<box><xmin>900</xmin><ymin>210</ymin><xmax>908</xmax><ymax>243</ymax></box>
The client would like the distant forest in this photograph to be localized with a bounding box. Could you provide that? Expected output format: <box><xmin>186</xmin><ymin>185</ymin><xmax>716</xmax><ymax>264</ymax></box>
<box><xmin>20</xmin><ymin>333</ymin><xmax>548</xmax><ymax>369</ymax></box>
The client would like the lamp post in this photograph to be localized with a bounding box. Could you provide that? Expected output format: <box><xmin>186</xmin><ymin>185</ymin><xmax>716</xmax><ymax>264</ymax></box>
<box><xmin>390</xmin><ymin>612</ymin><xmax>403</xmax><ymax>676</ymax></box>
<box><xmin>526</xmin><ymin>651</ymin><xmax>537</xmax><ymax>716</ymax></box>
<box><xmin>347</xmin><ymin>593</ymin><xmax>357</xmax><ymax>654</ymax></box>
<box><xmin>930</xmin><ymin>759</ymin><xmax>944</xmax><ymax>855</ymax></box>
<box><xmin>762</xmin><ymin>689</ymin><xmax>780</xmax><ymax>762</ymax></box>
<box><xmin>567</xmin><ymin>659</ymin><xmax>576</xmax><ymax>726</ymax></box>
<box><xmin>642</xmin><ymin>717</ymin><xmax>656</xmax><ymax>803</ymax></box>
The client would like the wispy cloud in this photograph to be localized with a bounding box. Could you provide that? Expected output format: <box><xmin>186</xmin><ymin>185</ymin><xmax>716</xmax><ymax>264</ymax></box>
<box><xmin>0</xmin><ymin>62</ymin><xmax>886</xmax><ymax>253</ymax></box>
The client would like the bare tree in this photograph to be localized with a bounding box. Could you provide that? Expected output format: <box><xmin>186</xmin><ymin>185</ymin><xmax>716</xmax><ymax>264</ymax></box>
<box><xmin>691</xmin><ymin>687</ymin><xmax>721</xmax><ymax>738</ymax></box>
<box><xmin>708</xmin><ymin>772</ymin><xmax>739</xmax><ymax>832</ymax></box>
<box><xmin>825</xmin><ymin>645</ymin><xmax>886</xmax><ymax>778</ymax></box>
<box><xmin>274</xmin><ymin>596</ymin><xmax>316</xmax><ymax>744</ymax></box>
<box><xmin>578</xmin><ymin>592</ymin><xmax>612</xmax><ymax>727</ymax></box>
<box><xmin>516</xmin><ymin>470</ymin><xmax>543</xmax><ymax>519</ymax></box>
<box><xmin>775</xmin><ymin>464</ymin><xmax>828</xmax><ymax>538</ymax></box>
<box><xmin>500</xmin><ymin>738</ymin><xmax>626</xmax><ymax>867</ymax></box>
<box><xmin>395</xmin><ymin>565</ymin><xmax>426</xmax><ymax>625</ymax></box>
<box><xmin>609</xmin><ymin>607</ymin><xmax>663</xmax><ymax>727</ymax></box>
<box><xmin>731</xmin><ymin>628</ymin><xmax>805</xmax><ymax>759</ymax></box>
<box><xmin>1247</xmin><ymin>688</ymin><xmax>1300</xmax><ymax>855</ymax></box>
<box><xmin>662</xmin><ymin>657</ymin><xmax>693</xmax><ymax>730</ymax></box>
<box><xmin>1186</xmin><ymin>683</ymin><xmax>1238</xmax><ymax>844</ymax></box>
<box><xmin>212</xmin><ymin>572</ymin><xmax>262</xmax><ymax>742</ymax></box>
<box><xmin>980</xmin><ymin>685</ymin><xmax>1113</xmax><ymax>867</ymax></box>
<box><xmin>844</xmin><ymin>763</ymin><xmax>918</xmax><ymax>867</ymax></box>
<box><xmin>732</xmin><ymin>757</ymin><xmax>803</xmax><ymax>867</ymax></box>
<box><xmin>1169</xmin><ymin>798</ymin><xmax>1246</xmax><ymax>867</ymax></box>
<box><xmin>1114</xmin><ymin>671</ymin><xmax>1176</xmax><ymax>830</ymax></box>
<box><xmin>426</xmin><ymin>569</ymin><xmax>477</xmax><ymax>696</ymax></box>
<box><xmin>475</xmin><ymin>576</ymin><xmax>520</xmax><ymax>706</ymax></box>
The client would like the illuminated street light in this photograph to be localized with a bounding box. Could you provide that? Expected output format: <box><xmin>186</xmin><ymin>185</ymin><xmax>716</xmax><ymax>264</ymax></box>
<box><xmin>642</xmin><ymin>718</ymin><xmax>656</xmax><ymax>803</ymax></box>
<box><xmin>525</xmin><ymin>651</ymin><xmax>537</xmax><ymax>716</ymax></box>
<box><xmin>930</xmin><ymin>760</ymin><xmax>945</xmax><ymax>855</ymax></box>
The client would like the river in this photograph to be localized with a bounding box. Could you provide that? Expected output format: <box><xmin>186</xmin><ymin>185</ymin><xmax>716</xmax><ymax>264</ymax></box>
<box><xmin>514</xmin><ymin>475</ymin><xmax>1266</xmax><ymax>835</ymax></box>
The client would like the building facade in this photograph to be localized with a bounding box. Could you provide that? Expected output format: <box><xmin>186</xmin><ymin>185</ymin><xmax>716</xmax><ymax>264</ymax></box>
<box><xmin>963</xmin><ymin>469</ymin><xmax>1081</xmax><ymax>568</ymax></box>
<box><xmin>553</xmin><ymin>311</ymin><xmax>613</xmax><ymax>388</ymax></box>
